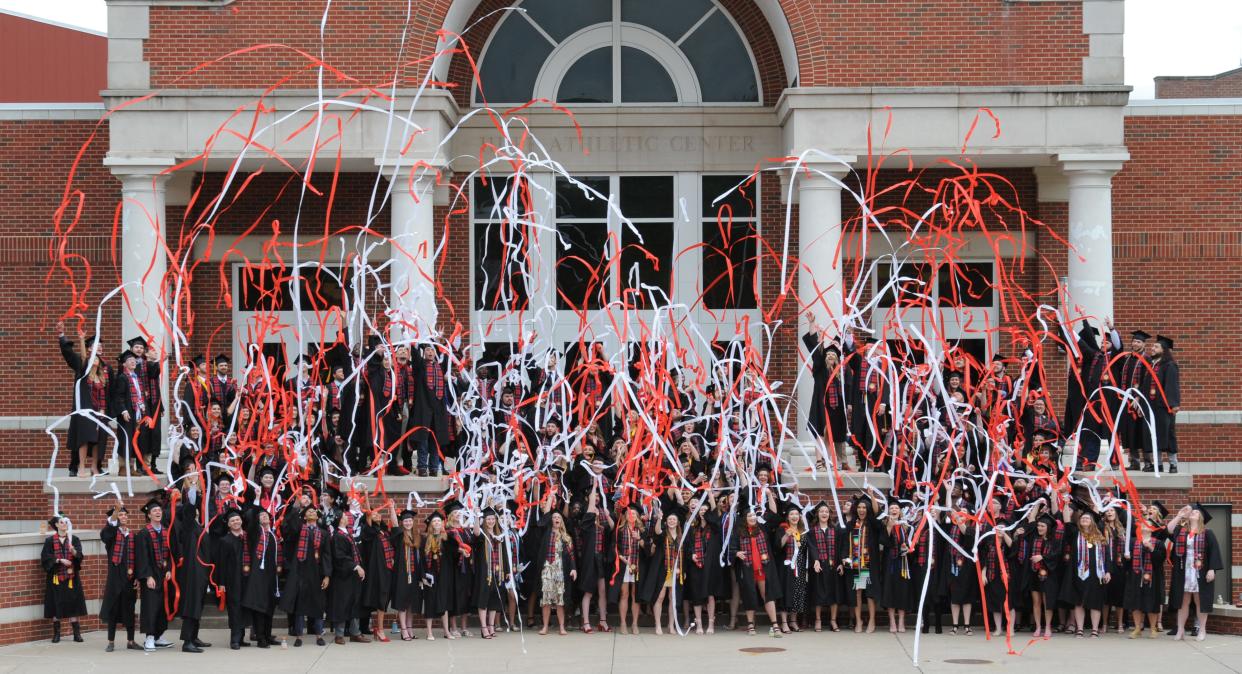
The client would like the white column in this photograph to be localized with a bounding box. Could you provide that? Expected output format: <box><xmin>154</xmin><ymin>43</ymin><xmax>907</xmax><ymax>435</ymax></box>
<box><xmin>795</xmin><ymin>162</ymin><xmax>850</xmax><ymax>442</ymax></box>
<box><xmin>1060</xmin><ymin>154</ymin><xmax>1127</xmax><ymax>327</ymax></box>
<box><xmin>387</xmin><ymin>165</ymin><xmax>438</xmax><ymax>340</ymax></box>
<box><xmin>113</xmin><ymin>168</ymin><xmax>171</xmax><ymax>348</ymax></box>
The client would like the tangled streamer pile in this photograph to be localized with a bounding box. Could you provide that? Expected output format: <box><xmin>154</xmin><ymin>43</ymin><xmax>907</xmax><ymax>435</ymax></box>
<box><xmin>42</xmin><ymin>3</ymin><xmax>1180</xmax><ymax>662</ymax></box>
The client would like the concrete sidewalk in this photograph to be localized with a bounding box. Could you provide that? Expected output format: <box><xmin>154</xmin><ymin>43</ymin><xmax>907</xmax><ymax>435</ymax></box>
<box><xmin>1</xmin><ymin>627</ymin><xmax>1240</xmax><ymax>673</ymax></box>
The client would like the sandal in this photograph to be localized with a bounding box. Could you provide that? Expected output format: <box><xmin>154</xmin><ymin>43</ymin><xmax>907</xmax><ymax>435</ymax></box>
<box><xmin>373</xmin><ymin>630</ymin><xmax>390</xmax><ymax>643</ymax></box>
<box><xmin>1090</xmin><ymin>629</ymin><xmax>1099</xmax><ymax>639</ymax></box>
<box><xmin>1075</xmin><ymin>629</ymin><xmax>1084</xmax><ymax>639</ymax></box>
<box><xmin>597</xmin><ymin>622</ymin><xmax>611</xmax><ymax>633</ymax></box>
<box><xmin>950</xmin><ymin>626</ymin><xmax>959</xmax><ymax>635</ymax></box>
<box><xmin>964</xmin><ymin>627</ymin><xmax>973</xmax><ymax>636</ymax></box>
<box><xmin>747</xmin><ymin>623</ymin><xmax>756</xmax><ymax>636</ymax></box>
<box><xmin>582</xmin><ymin>624</ymin><xmax>594</xmax><ymax>635</ymax></box>
<box><xmin>780</xmin><ymin>625</ymin><xmax>791</xmax><ymax>634</ymax></box>
<box><xmin>789</xmin><ymin>623</ymin><xmax>801</xmax><ymax>633</ymax></box>
<box><xmin>830</xmin><ymin>622</ymin><xmax>840</xmax><ymax>632</ymax></box>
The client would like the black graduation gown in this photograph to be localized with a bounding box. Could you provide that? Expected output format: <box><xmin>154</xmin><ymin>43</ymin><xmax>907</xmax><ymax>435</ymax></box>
<box><xmin>1139</xmin><ymin>357</ymin><xmax>1181</xmax><ymax>456</ymax></box>
<box><xmin>842</xmin><ymin>516</ymin><xmax>883</xmax><ymax>602</ymax></box>
<box><xmin>1105</xmin><ymin>529</ymin><xmax>1128</xmax><ymax>606</ymax></box>
<box><xmin>99</xmin><ymin>523</ymin><xmax>137</xmax><ymax>625</ymax></box>
<box><xmin>732</xmin><ymin>524</ymin><xmax>783</xmax><ymax>610</ymax></box>
<box><xmin>879</xmin><ymin>525</ymin><xmax>913</xmax><ymax>611</ymax></box>
<box><xmin>776</xmin><ymin>528</ymin><xmax>810</xmax><ymax>613</ymax></box>
<box><xmin>945</xmin><ymin>526</ymin><xmax>977</xmax><ymax>605</ymax></box>
<box><xmin>1062</xmin><ymin>325</ymin><xmax>1100</xmax><ymax>434</ymax></box>
<box><xmin>59</xmin><ymin>336</ymin><xmax>110</xmax><ymax>448</ymax></box>
<box><xmin>1124</xmin><ymin>535</ymin><xmax>1167</xmax><ymax>614</ymax></box>
<box><xmin>803</xmin><ymin>332</ymin><xmax>849</xmax><ymax>444</ymax></box>
<box><xmin>134</xmin><ymin>525</ymin><xmax>171</xmax><ymax>634</ymax></box>
<box><xmin>447</xmin><ymin>528</ymin><xmax>475</xmax><ymax>615</ymax></box>
<box><xmin>1024</xmin><ymin>534</ymin><xmax>1062</xmax><ymax>605</ymax></box>
<box><xmin>808</xmin><ymin>524</ymin><xmax>845</xmax><ymax>607</ymax></box>
<box><xmin>421</xmin><ymin>536</ymin><xmax>455</xmax><ymax>617</ymax></box>
<box><xmin>359</xmin><ymin>523</ymin><xmax>394</xmax><ymax>611</ymax></box>
<box><xmin>847</xmin><ymin>356</ymin><xmax>890</xmax><ymax>466</ymax></box>
<box><xmin>473</xmin><ymin>532</ymin><xmax>511</xmax><ymax>612</ymax></box>
<box><xmin>41</xmin><ymin>535</ymin><xmax>87</xmax><ymax>618</ymax></box>
<box><xmin>366</xmin><ymin>362</ymin><xmax>402</xmax><ymax>456</ymax></box>
<box><xmin>213</xmin><ymin>531</ymin><xmax>248</xmax><ymax>630</ymax></box>
<box><xmin>410</xmin><ymin>353</ymin><xmax>452</xmax><ymax>450</ymax></box>
<box><xmin>390</xmin><ymin>532</ymin><xmax>424</xmax><ymax>613</ymax></box>
<box><xmin>280</xmin><ymin>524</ymin><xmax>331</xmax><ymax>619</ymax></box>
<box><xmin>574</xmin><ymin>511</ymin><xmax>611</xmax><ymax>592</ymax></box>
<box><xmin>980</xmin><ymin>531</ymin><xmax>1010</xmax><ymax>615</ymax></box>
<box><xmin>327</xmin><ymin>529</ymin><xmax>362</xmax><ymax>623</ymax></box>
<box><xmin>172</xmin><ymin>499</ymin><xmax>210</xmax><ymax>621</ymax></box>
<box><xmin>686</xmin><ymin>516</ymin><xmax>726</xmax><ymax>605</ymax></box>
<box><xmin>1168</xmin><ymin>527</ymin><xmax>1224</xmax><ymax>613</ymax></box>
<box><xmin>1060</xmin><ymin>527</ymin><xmax>1110</xmax><ymax>611</ymax></box>
<box><xmin>241</xmin><ymin>528</ymin><xmax>281</xmax><ymax>615</ymax></box>
<box><xmin>637</xmin><ymin>530</ymin><xmax>684</xmax><ymax>604</ymax></box>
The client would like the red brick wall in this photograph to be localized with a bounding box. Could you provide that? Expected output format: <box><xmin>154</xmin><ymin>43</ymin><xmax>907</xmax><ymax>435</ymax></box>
<box><xmin>145</xmin><ymin>0</ymin><xmax>1084</xmax><ymax>92</ymax></box>
<box><xmin>1114</xmin><ymin>115</ymin><xmax>1242</xmax><ymax>410</ymax></box>
<box><xmin>1156</xmin><ymin>69</ymin><xmax>1242</xmax><ymax>99</ymax></box>
<box><xmin>780</xmin><ymin>0</ymin><xmax>1086</xmax><ymax>87</ymax></box>
<box><xmin>0</xmin><ymin>120</ymin><xmax>118</xmax><ymax>423</ymax></box>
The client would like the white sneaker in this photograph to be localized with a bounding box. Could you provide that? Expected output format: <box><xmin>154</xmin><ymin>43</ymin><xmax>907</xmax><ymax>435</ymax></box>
<box><xmin>154</xmin><ymin>638</ymin><xmax>174</xmax><ymax>648</ymax></box>
<box><xmin>143</xmin><ymin>636</ymin><xmax>155</xmax><ymax>652</ymax></box>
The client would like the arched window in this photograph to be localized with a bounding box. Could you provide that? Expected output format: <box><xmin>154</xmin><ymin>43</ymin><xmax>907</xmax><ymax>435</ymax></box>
<box><xmin>475</xmin><ymin>0</ymin><xmax>761</xmax><ymax>105</ymax></box>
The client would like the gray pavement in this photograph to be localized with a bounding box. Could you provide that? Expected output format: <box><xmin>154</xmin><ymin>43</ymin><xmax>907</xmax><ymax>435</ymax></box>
<box><xmin>1</xmin><ymin>627</ymin><xmax>1240</xmax><ymax>673</ymax></box>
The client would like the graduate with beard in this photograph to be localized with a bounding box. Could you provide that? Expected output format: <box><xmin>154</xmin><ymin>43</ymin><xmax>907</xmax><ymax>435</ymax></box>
<box><xmin>172</xmin><ymin>472</ymin><xmax>212</xmax><ymax>652</ymax></box>
<box><xmin>134</xmin><ymin>498</ymin><xmax>174</xmax><ymax>652</ymax></box>
<box><xmin>281</xmin><ymin>505</ymin><xmax>331</xmax><ymax>647</ymax></box>
<box><xmin>329</xmin><ymin>511</ymin><xmax>369</xmax><ymax>644</ymax></box>
<box><xmin>99</xmin><ymin>505</ymin><xmax>139</xmax><ymax>652</ymax></box>
<box><xmin>241</xmin><ymin>508</ymin><xmax>283</xmax><ymax>648</ymax></box>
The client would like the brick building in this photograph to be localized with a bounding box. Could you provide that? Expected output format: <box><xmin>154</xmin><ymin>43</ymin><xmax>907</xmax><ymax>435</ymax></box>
<box><xmin>0</xmin><ymin>0</ymin><xmax>1240</xmax><ymax>644</ymax></box>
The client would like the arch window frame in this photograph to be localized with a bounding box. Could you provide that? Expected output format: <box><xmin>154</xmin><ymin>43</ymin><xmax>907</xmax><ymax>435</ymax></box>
<box><xmin>473</xmin><ymin>0</ymin><xmax>763</xmax><ymax>107</ymax></box>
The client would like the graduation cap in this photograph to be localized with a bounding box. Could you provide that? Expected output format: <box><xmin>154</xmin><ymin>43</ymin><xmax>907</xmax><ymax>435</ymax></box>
<box><xmin>127</xmin><ymin>336</ymin><xmax>148</xmax><ymax>349</ymax></box>
<box><xmin>811</xmin><ymin>500</ymin><xmax>831</xmax><ymax>515</ymax></box>
<box><xmin>222</xmin><ymin>508</ymin><xmax>244</xmax><ymax>523</ymax></box>
<box><xmin>946</xmin><ymin>370</ymin><xmax>963</xmax><ymax>382</ymax></box>
<box><xmin>47</xmin><ymin>514</ymin><xmax>64</xmax><ymax>528</ymax></box>
<box><xmin>214</xmin><ymin>473</ymin><xmax>234</xmax><ymax>486</ymax></box>
<box><xmin>84</xmin><ymin>335</ymin><xmax>97</xmax><ymax>348</ymax></box>
<box><xmin>664</xmin><ymin>501</ymin><xmax>688</xmax><ymax>521</ymax></box>
<box><xmin>1156</xmin><ymin>335</ymin><xmax>1175</xmax><ymax>351</ymax></box>
<box><xmin>140</xmin><ymin>498</ymin><xmax>163</xmax><ymax>516</ymax></box>
<box><xmin>192</xmin><ymin>354</ymin><xmax>206</xmax><ymax>367</ymax></box>
<box><xmin>1152</xmin><ymin>500</ymin><xmax>1169</xmax><ymax>519</ymax></box>
<box><xmin>1192</xmin><ymin>502</ymin><xmax>1213</xmax><ymax>524</ymax></box>
<box><xmin>444</xmin><ymin>500</ymin><xmax>465</xmax><ymax>516</ymax></box>
<box><xmin>1131</xmin><ymin>330</ymin><xmax>1152</xmax><ymax>342</ymax></box>
<box><xmin>425</xmin><ymin>510</ymin><xmax>445</xmax><ymax>525</ymax></box>
<box><xmin>215</xmin><ymin>354</ymin><xmax>230</xmax><ymax>366</ymax></box>
<box><xmin>481</xmin><ymin>507</ymin><xmax>499</xmax><ymax>520</ymax></box>
<box><xmin>825</xmin><ymin>344</ymin><xmax>842</xmax><ymax>358</ymax></box>
<box><xmin>258</xmin><ymin>465</ymin><xmax>278</xmax><ymax>479</ymax></box>
<box><xmin>367</xmin><ymin>335</ymin><xmax>383</xmax><ymax>350</ymax></box>
<box><xmin>704</xmin><ymin>384</ymin><xmax>717</xmax><ymax>395</ymax></box>
<box><xmin>1079</xmin><ymin>322</ymin><xmax>1100</xmax><ymax>339</ymax></box>
<box><xmin>1035</xmin><ymin>512</ymin><xmax>1059</xmax><ymax>531</ymax></box>
<box><xmin>398</xmin><ymin>509</ymin><xmax>418</xmax><ymax>522</ymax></box>
<box><xmin>118</xmin><ymin>350</ymin><xmax>137</xmax><ymax>364</ymax></box>
<box><xmin>625</xmin><ymin>503</ymin><xmax>644</xmax><ymax>517</ymax></box>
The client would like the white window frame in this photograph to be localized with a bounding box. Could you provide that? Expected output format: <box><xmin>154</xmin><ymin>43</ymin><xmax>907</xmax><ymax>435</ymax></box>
<box><xmin>230</xmin><ymin>262</ymin><xmax>349</xmax><ymax>374</ymax></box>
<box><xmin>473</xmin><ymin>0</ymin><xmax>763</xmax><ymax>107</ymax></box>
<box><xmin>869</xmin><ymin>260</ymin><xmax>999</xmax><ymax>358</ymax></box>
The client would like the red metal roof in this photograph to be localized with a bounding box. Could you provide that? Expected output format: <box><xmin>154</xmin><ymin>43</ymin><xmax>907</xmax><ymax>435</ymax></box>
<box><xmin>0</xmin><ymin>10</ymin><xmax>106</xmax><ymax>103</ymax></box>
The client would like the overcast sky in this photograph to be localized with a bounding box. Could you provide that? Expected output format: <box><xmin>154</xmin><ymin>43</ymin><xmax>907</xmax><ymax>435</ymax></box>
<box><xmin>1</xmin><ymin>0</ymin><xmax>1239</xmax><ymax>100</ymax></box>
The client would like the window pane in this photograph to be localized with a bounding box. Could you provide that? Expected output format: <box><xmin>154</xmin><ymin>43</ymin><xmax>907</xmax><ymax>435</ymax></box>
<box><xmin>701</xmin><ymin>221</ymin><xmax>757</xmax><ymax>309</ymax></box>
<box><xmin>621</xmin><ymin>0</ymin><xmax>713</xmax><ymax>43</ymax></box>
<box><xmin>874</xmin><ymin>262</ymin><xmax>932</xmax><ymax>309</ymax></box>
<box><xmin>620</xmin><ymin>46</ymin><xmax>678</xmax><ymax>103</ymax></box>
<box><xmin>619</xmin><ymin>175</ymin><xmax>674</xmax><ymax>218</ymax></box>
<box><xmin>702</xmin><ymin>174</ymin><xmax>756</xmax><ymax>219</ymax></box>
<box><xmin>522</xmin><ymin>0</ymin><xmax>611</xmax><ymax>42</ymax></box>
<box><xmin>556</xmin><ymin>176</ymin><xmax>610</xmax><ymax>219</ymax></box>
<box><xmin>939</xmin><ymin>262</ymin><xmax>994</xmax><ymax>308</ymax></box>
<box><xmin>474</xmin><ymin>221</ymin><xmax>531</xmax><ymax>311</ymax></box>
<box><xmin>679</xmin><ymin>11</ymin><xmax>759</xmax><ymax>103</ymax></box>
<box><xmin>473</xmin><ymin>175</ymin><xmax>530</xmax><ymax>220</ymax></box>
<box><xmin>620</xmin><ymin>221</ymin><xmax>673</xmax><ymax>307</ymax></box>
<box><xmin>557</xmin><ymin>47</ymin><xmax>613</xmax><ymax>103</ymax></box>
<box><xmin>478</xmin><ymin>14</ymin><xmax>554</xmax><ymax>103</ymax></box>
<box><xmin>477</xmin><ymin>342</ymin><xmax>515</xmax><ymax>389</ymax></box>
<box><xmin>238</xmin><ymin>266</ymin><xmax>349</xmax><ymax>312</ymax></box>
<box><xmin>556</xmin><ymin>222</ymin><xmax>610</xmax><ymax>310</ymax></box>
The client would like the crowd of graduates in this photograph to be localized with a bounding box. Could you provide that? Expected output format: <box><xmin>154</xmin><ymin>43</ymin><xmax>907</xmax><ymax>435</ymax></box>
<box><xmin>41</xmin><ymin>310</ymin><xmax>1218</xmax><ymax>654</ymax></box>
